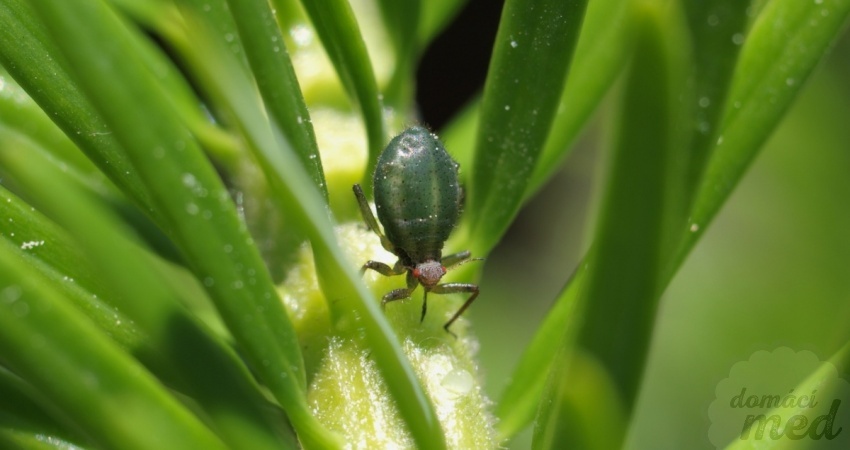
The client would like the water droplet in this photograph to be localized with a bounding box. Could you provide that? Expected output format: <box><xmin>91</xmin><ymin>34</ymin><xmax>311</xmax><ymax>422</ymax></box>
<box><xmin>186</xmin><ymin>203</ymin><xmax>199</xmax><ymax>215</ymax></box>
<box><xmin>20</xmin><ymin>240</ymin><xmax>45</xmax><ymax>250</ymax></box>
<box><xmin>290</xmin><ymin>24</ymin><xmax>313</xmax><ymax>47</ymax></box>
<box><xmin>707</xmin><ymin>14</ymin><xmax>720</xmax><ymax>26</ymax></box>
<box><xmin>732</xmin><ymin>33</ymin><xmax>744</xmax><ymax>45</ymax></box>
<box><xmin>699</xmin><ymin>97</ymin><xmax>711</xmax><ymax>108</ymax></box>
<box><xmin>1</xmin><ymin>286</ymin><xmax>22</xmax><ymax>303</ymax></box>
<box><xmin>12</xmin><ymin>300</ymin><xmax>29</xmax><ymax>318</ymax></box>
<box><xmin>223</xmin><ymin>244</ymin><xmax>234</xmax><ymax>253</ymax></box>
<box><xmin>181</xmin><ymin>173</ymin><xmax>197</xmax><ymax>188</ymax></box>
<box><xmin>441</xmin><ymin>368</ymin><xmax>474</xmax><ymax>396</ymax></box>
<box><xmin>786</xmin><ymin>77</ymin><xmax>796</xmax><ymax>86</ymax></box>
<box><xmin>690</xmin><ymin>223</ymin><xmax>700</xmax><ymax>232</ymax></box>
<box><xmin>510</xmin><ymin>40</ymin><xmax>518</xmax><ymax>48</ymax></box>
<box><xmin>504</xmin><ymin>105</ymin><xmax>510</xmax><ymax>111</ymax></box>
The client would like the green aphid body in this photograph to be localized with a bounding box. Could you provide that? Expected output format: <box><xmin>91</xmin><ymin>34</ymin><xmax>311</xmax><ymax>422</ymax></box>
<box><xmin>373</xmin><ymin>126</ymin><xmax>461</xmax><ymax>266</ymax></box>
<box><xmin>353</xmin><ymin>126</ymin><xmax>480</xmax><ymax>336</ymax></box>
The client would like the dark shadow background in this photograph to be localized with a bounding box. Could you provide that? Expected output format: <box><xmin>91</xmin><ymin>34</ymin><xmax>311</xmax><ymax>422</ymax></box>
<box><xmin>416</xmin><ymin>0</ymin><xmax>505</xmax><ymax>130</ymax></box>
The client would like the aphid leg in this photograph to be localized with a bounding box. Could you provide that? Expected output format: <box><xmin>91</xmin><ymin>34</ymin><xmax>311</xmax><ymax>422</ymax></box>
<box><xmin>440</xmin><ymin>251</ymin><xmax>470</xmax><ymax>267</ymax></box>
<box><xmin>381</xmin><ymin>288</ymin><xmax>414</xmax><ymax>309</ymax></box>
<box><xmin>360</xmin><ymin>259</ymin><xmax>405</xmax><ymax>277</ymax></box>
<box><xmin>441</xmin><ymin>250</ymin><xmax>484</xmax><ymax>270</ymax></box>
<box><xmin>353</xmin><ymin>184</ymin><xmax>395</xmax><ymax>253</ymax></box>
<box><xmin>381</xmin><ymin>272</ymin><xmax>420</xmax><ymax>310</ymax></box>
<box><xmin>432</xmin><ymin>283</ymin><xmax>480</xmax><ymax>337</ymax></box>
<box><xmin>421</xmin><ymin>291</ymin><xmax>428</xmax><ymax>323</ymax></box>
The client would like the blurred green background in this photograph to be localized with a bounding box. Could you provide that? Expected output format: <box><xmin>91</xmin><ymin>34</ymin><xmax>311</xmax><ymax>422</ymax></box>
<box><xmin>3</xmin><ymin>0</ymin><xmax>848</xmax><ymax>448</ymax></box>
<box><xmin>474</xmin><ymin>27</ymin><xmax>850</xmax><ymax>450</ymax></box>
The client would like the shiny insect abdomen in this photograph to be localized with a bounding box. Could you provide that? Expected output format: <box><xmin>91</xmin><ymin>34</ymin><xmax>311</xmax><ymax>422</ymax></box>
<box><xmin>372</xmin><ymin>126</ymin><xmax>461</xmax><ymax>265</ymax></box>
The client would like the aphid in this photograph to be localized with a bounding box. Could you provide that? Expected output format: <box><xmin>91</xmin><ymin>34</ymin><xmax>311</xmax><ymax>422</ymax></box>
<box><xmin>353</xmin><ymin>126</ymin><xmax>480</xmax><ymax>336</ymax></box>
